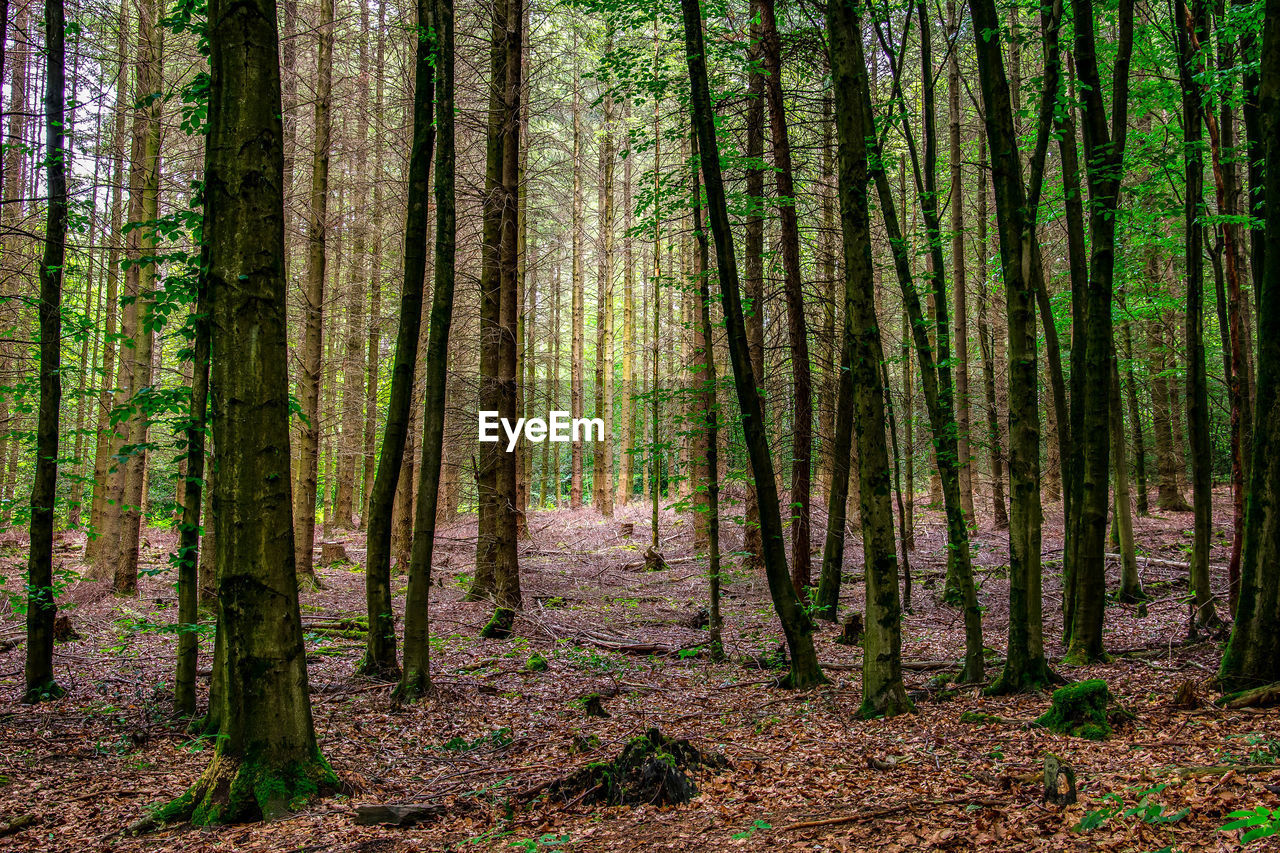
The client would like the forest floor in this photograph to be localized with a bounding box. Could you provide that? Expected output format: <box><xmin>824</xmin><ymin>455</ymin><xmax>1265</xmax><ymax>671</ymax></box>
<box><xmin>0</xmin><ymin>489</ymin><xmax>1276</xmax><ymax>852</ymax></box>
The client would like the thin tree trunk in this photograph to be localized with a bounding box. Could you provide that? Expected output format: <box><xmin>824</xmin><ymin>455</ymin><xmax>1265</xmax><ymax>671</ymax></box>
<box><xmin>681</xmin><ymin>0</ymin><xmax>824</xmax><ymax>690</ymax></box>
<box><xmin>24</xmin><ymin>0</ymin><xmax>66</xmax><ymax>703</ymax></box>
<box><xmin>397</xmin><ymin>0</ymin><xmax>454</xmax><ymax>699</ymax></box>
<box><xmin>294</xmin><ymin>0</ymin><xmax>334</xmax><ymax>582</ymax></box>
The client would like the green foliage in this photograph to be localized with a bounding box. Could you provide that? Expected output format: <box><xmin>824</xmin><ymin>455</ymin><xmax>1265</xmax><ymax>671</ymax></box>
<box><xmin>508</xmin><ymin>833</ymin><xmax>571</xmax><ymax>853</ymax></box>
<box><xmin>1220</xmin><ymin>806</ymin><xmax>1280</xmax><ymax>845</ymax></box>
<box><xmin>524</xmin><ymin>651</ymin><xmax>549</xmax><ymax>672</ymax></box>
<box><xmin>730</xmin><ymin>819</ymin><xmax>771</xmax><ymax>840</ymax></box>
<box><xmin>432</xmin><ymin>728</ymin><xmax>514</xmax><ymax>754</ymax></box>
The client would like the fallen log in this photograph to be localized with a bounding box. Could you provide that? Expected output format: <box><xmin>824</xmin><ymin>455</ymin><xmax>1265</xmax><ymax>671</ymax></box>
<box><xmin>353</xmin><ymin>804</ymin><xmax>446</xmax><ymax>826</ymax></box>
<box><xmin>1218</xmin><ymin>682</ymin><xmax>1280</xmax><ymax>710</ymax></box>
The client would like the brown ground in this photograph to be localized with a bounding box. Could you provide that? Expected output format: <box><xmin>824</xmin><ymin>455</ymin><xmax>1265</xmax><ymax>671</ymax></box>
<box><xmin>0</xmin><ymin>488</ymin><xmax>1274</xmax><ymax>852</ymax></box>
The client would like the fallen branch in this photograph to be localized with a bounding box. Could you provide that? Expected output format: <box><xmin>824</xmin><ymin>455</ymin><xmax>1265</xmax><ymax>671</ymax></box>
<box><xmin>1175</xmin><ymin>764</ymin><xmax>1280</xmax><ymax>778</ymax></box>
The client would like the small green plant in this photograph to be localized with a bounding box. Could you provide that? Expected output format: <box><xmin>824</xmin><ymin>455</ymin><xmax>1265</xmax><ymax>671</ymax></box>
<box><xmin>1221</xmin><ymin>806</ymin><xmax>1280</xmax><ymax>844</ymax></box>
<box><xmin>508</xmin><ymin>832</ymin><xmax>571</xmax><ymax>852</ymax></box>
<box><xmin>432</xmin><ymin>728</ymin><xmax>514</xmax><ymax>753</ymax></box>
<box><xmin>731</xmin><ymin>819</ymin><xmax>771</xmax><ymax>840</ymax></box>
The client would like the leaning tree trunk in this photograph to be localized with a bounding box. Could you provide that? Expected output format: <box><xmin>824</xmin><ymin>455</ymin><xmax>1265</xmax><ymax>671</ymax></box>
<box><xmin>680</xmin><ymin>0</ymin><xmax>823</xmax><ymax>690</ymax></box>
<box><xmin>24</xmin><ymin>0</ymin><xmax>66</xmax><ymax>704</ymax></box>
<box><xmin>153</xmin><ymin>0</ymin><xmax>335</xmax><ymax>822</ymax></box>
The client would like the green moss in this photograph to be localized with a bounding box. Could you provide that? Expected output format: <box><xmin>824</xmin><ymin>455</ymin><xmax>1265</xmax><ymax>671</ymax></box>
<box><xmin>524</xmin><ymin>652</ymin><xmax>548</xmax><ymax>672</ymax></box>
<box><xmin>1035</xmin><ymin>679</ymin><xmax>1113</xmax><ymax>740</ymax></box>
<box><xmin>960</xmin><ymin>711</ymin><xmax>1002</xmax><ymax>724</ymax></box>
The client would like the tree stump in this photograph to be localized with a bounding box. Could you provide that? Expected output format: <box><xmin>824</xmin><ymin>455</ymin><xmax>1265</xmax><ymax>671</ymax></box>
<box><xmin>320</xmin><ymin>541</ymin><xmax>351</xmax><ymax>566</ymax></box>
<box><xmin>835</xmin><ymin>612</ymin><xmax>864</xmax><ymax>646</ymax></box>
<box><xmin>53</xmin><ymin>615</ymin><xmax>80</xmax><ymax>643</ymax></box>
<box><xmin>1034</xmin><ymin>679</ymin><xmax>1115</xmax><ymax>740</ymax></box>
<box><xmin>581</xmin><ymin>693</ymin><xmax>610</xmax><ymax>718</ymax></box>
<box><xmin>643</xmin><ymin>546</ymin><xmax>667</xmax><ymax>572</ymax></box>
<box><xmin>1042</xmin><ymin>753</ymin><xmax>1078</xmax><ymax>805</ymax></box>
<box><xmin>683</xmin><ymin>606</ymin><xmax>709</xmax><ymax>630</ymax></box>
<box><xmin>619</xmin><ymin>522</ymin><xmax>634</xmax><ymax>538</ymax></box>
<box><xmin>546</xmin><ymin>728</ymin><xmax>728</xmax><ymax>807</ymax></box>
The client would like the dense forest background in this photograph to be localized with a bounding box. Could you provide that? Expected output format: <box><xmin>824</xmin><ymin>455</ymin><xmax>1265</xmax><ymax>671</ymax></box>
<box><xmin>0</xmin><ymin>0</ymin><xmax>1278</xmax><ymax>845</ymax></box>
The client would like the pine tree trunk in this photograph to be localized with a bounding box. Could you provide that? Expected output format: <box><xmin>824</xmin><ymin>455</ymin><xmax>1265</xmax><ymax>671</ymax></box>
<box><xmin>740</xmin><ymin>0</ymin><xmax>765</xmax><ymax>569</ymax></box>
<box><xmin>114</xmin><ymin>0</ymin><xmax>163</xmax><ymax>596</ymax></box>
<box><xmin>294</xmin><ymin>0</ymin><xmax>334</xmax><ymax>582</ymax></box>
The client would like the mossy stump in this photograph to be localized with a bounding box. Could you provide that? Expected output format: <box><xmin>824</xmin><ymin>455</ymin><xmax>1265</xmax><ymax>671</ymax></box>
<box><xmin>1034</xmin><ymin>679</ymin><xmax>1115</xmax><ymax>740</ymax></box>
<box><xmin>547</xmin><ymin>728</ymin><xmax>727</xmax><ymax>807</ymax></box>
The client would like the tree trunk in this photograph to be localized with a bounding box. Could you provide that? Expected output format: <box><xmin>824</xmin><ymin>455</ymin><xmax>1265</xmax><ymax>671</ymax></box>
<box><xmin>947</xmin><ymin>0</ymin><xmax>973</xmax><ymax>520</ymax></box>
<box><xmin>681</xmin><ymin>0</ymin><xmax>824</xmax><ymax>690</ymax></box>
<box><xmin>397</xmin><ymin>0</ymin><xmax>454</xmax><ymax>700</ymax></box>
<box><xmin>175</xmin><ymin>274</ymin><xmax>210</xmax><ymax>717</ymax></box>
<box><xmin>360</xmin><ymin>0</ymin><xmax>438</xmax><ymax>681</ymax></box>
<box><xmin>1176</xmin><ymin>0</ymin><xmax>1221</xmax><ymax>631</ymax></box>
<box><xmin>24</xmin><ymin>0</ymin><xmax>66</xmax><ymax>703</ymax></box>
<box><xmin>971</xmin><ymin>0</ymin><xmax>1054</xmax><ymax>692</ymax></box>
<box><xmin>294</xmin><ymin>0</ymin><xmax>333</xmax><ymax>582</ymax></box>
<box><xmin>975</xmin><ymin>138</ymin><xmax>1008</xmax><ymax>530</ymax></box>
<box><xmin>113</xmin><ymin>0</ymin><xmax>163</xmax><ymax>596</ymax></box>
<box><xmin>569</xmin><ymin>38</ymin><xmax>584</xmax><ymax>511</ymax></box>
<box><xmin>160</xmin><ymin>0</ymin><xmax>335</xmax><ymax>817</ymax></box>
<box><xmin>1219</xmin><ymin>0</ymin><xmax>1279</xmax><ymax>689</ymax></box>
<box><xmin>758</xmin><ymin>0</ymin><xmax>812</xmax><ymax>593</ymax></box>
<box><xmin>740</xmin><ymin>0</ymin><xmax>765</xmax><ymax>569</ymax></box>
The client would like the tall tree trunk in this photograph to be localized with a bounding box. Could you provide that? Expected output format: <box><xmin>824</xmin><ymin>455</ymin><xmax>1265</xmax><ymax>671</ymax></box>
<box><xmin>85</xmin><ymin>9</ymin><xmax>128</xmax><ymax>565</ymax></box>
<box><xmin>398</xmin><ymin>0</ymin><xmax>453</xmax><ymax>699</ymax></box>
<box><xmin>947</xmin><ymin>0</ymin><xmax>973</xmax><ymax>520</ymax></box>
<box><xmin>473</xmin><ymin>0</ymin><xmax>523</xmax><ymax>636</ymax></box>
<box><xmin>971</xmin><ymin>0</ymin><xmax>1055</xmax><ymax>692</ymax></box>
<box><xmin>617</xmin><ymin>116</ymin><xmax>635</xmax><ymax>507</ymax></box>
<box><xmin>690</xmin><ymin>129</ymin><xmax>723</xmax><ymax>660</ymax></box>
<box><xmin>825</xmin><ymin>0</ymin><xmax>912</xmax><ymax>715</ymax></box>
<box><xmin>294</xmin><ymin>0</ymin><xmax>334</xmax><ymax>582</ymax></box>
<box><xmin>360</xmin><ymin>0</ymin><xmax>438</xmax><ymax>681</ymax></box>
<box><xmin>1219</xmin><ymin>0</ymin><xmax>1279</xmax><ymax>689</ymax></box>
<box><xmin>569</xmin><ymin>34</ymin><xmax>584</xmax><ymax>511</ymax></box>
<box><xmin>681</xmin><ymin>0</ymin><xmax>824</xmax><ymax>690</ymax></box>
<box><xmin>175</xmin><ymin>274</ymin><xmax>210</xmax><ymax>716</ymax></box>
<box><xmin>158</xmin><ymin>0</ymin><xmax>336</xmax><ymax>817</ymax></box>
<box><xmin>1064</xmin><ymin>0</ymin><xmax>1134</xmax><ymax>662</ymax></box>
<box><xmin>975</xmin><ymin>137</ymin><xmax>1008</xmax><ymax>529</ymax></box>
<box><xmin>594</xmin><ymin>38</ymin><xmax>615</xmax><ymax>517</ymax></box>
<box><xmin>24</xmin><ymin>0</ymin><xmax>65</xmax><ymax>703</ymax></box>
<box><xmin>757</xmin><ymin>0</ymin><xmax>812</xmax><ymax>593</ymax></box>
<box><xmin>361</xmin><ymin>0</ymin><xmax>387</xmax><ymax>526</ymax></box>
<box><xmin>113</xmin><ymin>0</ymin><xmax>163</xmax><ymax>595</ymax></box>
<box><xmin>333</xmin><ymin>0</ymin><xmax>373</xmax><ymax>531</ymax></box>
<box><xmin>740</xmin><ymin>0</ymin><xmax>765</xmax><ymax>569</ymax></box>
<box><xmin>1176</xmin><ymin>0</ymin><xmax>1221</xmax><ymax>631</ymax></box>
